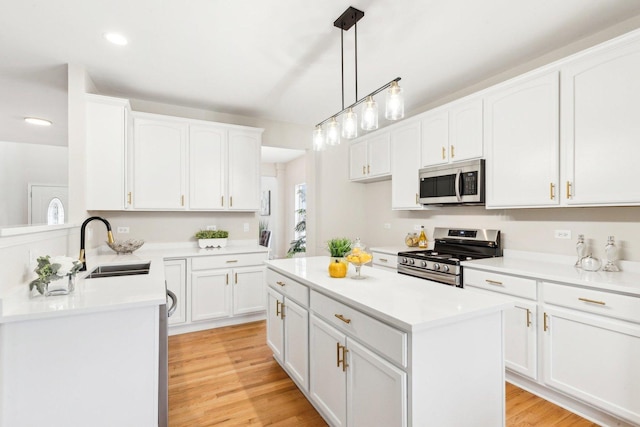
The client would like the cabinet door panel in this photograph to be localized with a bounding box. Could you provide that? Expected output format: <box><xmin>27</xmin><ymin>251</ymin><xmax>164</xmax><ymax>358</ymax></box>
<box><xmin>266</xmin><ymin>287</ymin><xmax>284</xmax><ymax>362</ymax></box>
<box><xmin>563</xmin><ymin>39</ymin><xmax>640</xmax><ymax>205</ymax></box>
<box><xmin>391</xmin><ymin>122</ymin><xmax>422</xmax><ymax>210</ymax></box>
<box><xmin>133</xmin><ymin>118</ymin><xmax>187</xmax><ymax>209</ymax></box>
<box><xmin>543</xmin><ymin>307</ymin><xmax>640</xmax><ymax>424</ymax></box>
<box><xmin>232</xmin><ymin>266</ymin><xmax>265</xmax><ymax>315</ymax></box>
<box><xmin>367</xmin><ymin>132</ymin><xmax>391</xmax><ymax>177</ymax></box>
<box><xmin>421</xmin><ymin>110</ymin><xmax>449</xmax><ymax>167</ymax></box>
<box><xmin>189</xmin><ymin>125</ymin><xmax>226</xmax><ymax>210</ymax></box>
<box><xmin>349</xmin><ymin>140</ymin><xmax>368</xmax><ymax>180</ymax></box>
<box><xmin>164</xmin><ymin>259</ymin><xmax>187</xmax><ymax>325</ymax></box>
<box><xmin>485</xmin><ymin>71</ymin><xmax>559</xmax><ymax>208</ymax></box>
<box><xmin>504</xmin><ymin>302</ymin><xmax>537</xmax><ymax>379</ymax></box>
<box><xmin>347</xmin><ymin>338</ymin><xmax>407</xmax><ymax>427</ymax></box>
<box><xmin>449</xmin><ymin>97</ymin><xmax>483</xmax><ymax>162</ymax></box>
<box><xmin>309</xmin><ymin>314</ymin><xmax>347</xmax><ymax>427</ymax></box>
<box><xmin>228</xmin><ymin>130</ymin><xmax>261</xmax><ymax>210</ymax></box>
<box><xmin>284</xmin><ymin>298</ymin><xmax>309</xmax><ymax>391</ymax></box>
<box><xmin>191</xmin><ymin>270</ymin><xmax>231</xmax><ymax>321</ymax></box>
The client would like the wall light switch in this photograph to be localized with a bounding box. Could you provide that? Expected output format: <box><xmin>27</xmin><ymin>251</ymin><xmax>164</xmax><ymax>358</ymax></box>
<box><xmin>243</xmin><ymin>223</ymin><xmax>249</xmax><ymax>232</ymax></box>
<box><xmin>383</xmin><ymin>223</ymin><xmax>391</xmax><ymax>230</ymax></box>
<box><xmin>554</xmin><ymin>229</ymin><xmax>571</xmax><ymax>239</ymax></box>
<box><xmin>413</xmin><ymin>224</ymin><xmax>421</xmax><ymax>231</ymax></box>
<box><xmin>117</xmin><ymin>227</ymin><xmax>130</xmax><ymax>234</ymax></box>
<box><xmin>206</xmin><ymin>225</ymin><xmax>217</xmax><ymax>231</ymax></box>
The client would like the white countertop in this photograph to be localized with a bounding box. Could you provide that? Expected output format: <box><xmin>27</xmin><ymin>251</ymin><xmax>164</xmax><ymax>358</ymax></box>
<box><xmin>265</xmin><ymin>256</ymin><xmax>512</xmax><ymax>333</ymax></box>
<box><xmin>462</xmin><ymin>251</ymin><xmax>640</xmax><ymax>297</ymax></box>
<box><xmin>0</xmin><ymin>243</ymin><xmax>268</xmax><ymax>324</ymax></box>
<box><xmin>369</xmin><ymin>246</ymin><xmax>428</xmax><ymax>256</ymax></box>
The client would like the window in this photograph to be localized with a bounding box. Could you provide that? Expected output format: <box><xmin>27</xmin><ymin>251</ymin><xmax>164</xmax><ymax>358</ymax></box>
<box><xmin>287</xmin><ymin>183</ymin><xmax>306</xmax><ymax>257</ymax></box>
<box><xmin>47</xmin><ymin>198</ymin><xmax>65</xmax><ymax>225</ymax></box>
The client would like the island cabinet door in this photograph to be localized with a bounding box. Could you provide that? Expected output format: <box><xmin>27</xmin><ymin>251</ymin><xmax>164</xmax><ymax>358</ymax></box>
<box><xmin>266</xmin><ymin>287</ymin><xmax>284</xmax><ymax>362</ymax></box>
<box><xmin>542</xmin><ymin>307</ymin><xmax>640</xmax><ymax>425</ymax></box>
<box><xmin>191</xmin><ymin>269</ymin><xmax>232</xmax><ymax>321</ymax></box>
<box><xmin>346</xmin><ymin>338</ymin><xmax>407</xmax><ymax>427</ymax></box>
<box><xmin>310</xmin><ymin>314</ymin><xmax>347</xmax><ymax>427</ymax></box>
<box><xmin>283</xmin><ymin>297</ymin><xmax>309</xmax><ymax>391</ymax></box>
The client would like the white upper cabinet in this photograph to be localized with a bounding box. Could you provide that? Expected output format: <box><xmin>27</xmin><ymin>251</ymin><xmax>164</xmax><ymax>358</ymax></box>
<box><xmin>421</xmin><ymin>97</ymin><xmax>483</xmax><ymax>167</ymax></box>
<box><xmin>227</xmin><ymin>130</ymin><xmax>261</xmax><ymax>210</ymax></box>
<box><xmin>85</xmin><ymin>94</ymin><xmax>131</xmax><ymax>210</ymax></box>
<box><xmin>391</xmin><ymin>121</ymin><xmax>423</xmax><ymax>210</ymax></box>
<box><xmin>349</xmin><ymin>132</ymin><xmax>391</xmax><ymax>182</ymax></box>
<box><xmin>133</xmin><ymin>116</ymin><xmax>188</xmax><ymax>209</ymax></box>
<box><xmin>484</xmin><ymin>71</ymin><xmax>560</xmax><ymax>208</ymax></box>
<box><xmin>561</xmin><ymin>36</ymin><xmax>640</xmax><ymax>206</ymax></box>
<box><xmin>189</xmin><ymin>125</ymin><xmax>226</xmax><ymax>210</ymax></box>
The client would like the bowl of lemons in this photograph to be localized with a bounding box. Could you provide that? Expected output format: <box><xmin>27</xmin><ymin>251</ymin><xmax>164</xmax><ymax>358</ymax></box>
<box><xmin>345</xmin><ymin>238</ymin><xmax>372</xmax><ymax>280</ymax></box>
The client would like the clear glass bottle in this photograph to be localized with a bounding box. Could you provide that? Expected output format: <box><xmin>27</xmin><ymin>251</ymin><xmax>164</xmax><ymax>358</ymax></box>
<box><xmin>418</xmin><ymin>226</ymin><xmax>428</xmax><ymax>249</ymax></box>
<box><xmin>603</xmin><ymin>235</ymin><xmax>620</xmax><ymax>272</ymax></box>
<box><xmin>575</xmin><ymin>234</ymin><xmax>586</xmax><ymax>267</ymax></box>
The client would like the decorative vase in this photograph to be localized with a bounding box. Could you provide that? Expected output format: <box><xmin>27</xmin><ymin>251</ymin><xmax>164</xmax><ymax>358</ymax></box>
<box><xmin>45</xmin><ymin>275</ymin><xmax>76</xmax><ymax>296</ymax></box>
<box><xmin>198</xmin><ymin>238</ymin><xmax>228</xmax><ymax>249</ymax></box>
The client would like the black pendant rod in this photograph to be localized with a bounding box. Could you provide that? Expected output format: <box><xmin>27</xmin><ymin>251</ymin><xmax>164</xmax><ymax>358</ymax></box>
<box><xmin>354</xmin><ymin>20</ymin><xmax>358</xmax><ymax>102</ymax></box>
<box><xmin>341</xmin><ymin>27</ymin><xmax>345</xmax><ymax>110</ymax></box>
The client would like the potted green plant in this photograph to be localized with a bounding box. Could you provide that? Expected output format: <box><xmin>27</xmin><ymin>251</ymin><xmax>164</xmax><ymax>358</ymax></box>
<box><xmin>195</xmin><ymin>229</ymin><xmax>229</xmax><ymax>249</ymax></box>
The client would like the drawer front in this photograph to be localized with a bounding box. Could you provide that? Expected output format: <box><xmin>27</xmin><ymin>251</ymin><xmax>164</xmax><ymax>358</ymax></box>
<box><xmin>191</xmin><ymin>252</ymin><xmax>267</xmax><ymax>270</ymax></box>
<box><xmin>543</xmin><ymin>282</ymin><xmax>640</xmax><ymax>324</ymax></box>
<box><xmin>464</xmin><ymin>268</ymin><xmax>537</xmax><ymax>300</ymax></box>
<box><xmin>372</xmin><ymin>251</ymin><xmax>396</xmax><ymax>270</ymax></box>
<box><xmin>265</xmin><ymin>269</ymin><xmax>309</xmax><ymax>307</ymax></box>
<box><xmin>310</xmin><ymin>290</ymin><xmax>407</xmax><ymax>367</ymax></box>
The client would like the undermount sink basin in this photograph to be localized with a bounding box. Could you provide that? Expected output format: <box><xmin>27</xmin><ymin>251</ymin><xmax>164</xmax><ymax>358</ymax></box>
<box><xmin>85</xmin><ymin>262</ymin><xmax>151</xmax><ymax>279</ymax></box>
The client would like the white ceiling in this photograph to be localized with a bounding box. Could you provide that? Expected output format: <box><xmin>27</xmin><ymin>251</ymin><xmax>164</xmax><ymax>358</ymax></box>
<box><xmin>3</xmin><ymin>0</ymin><xmax>640</xmax><ymax>147</ymax></box>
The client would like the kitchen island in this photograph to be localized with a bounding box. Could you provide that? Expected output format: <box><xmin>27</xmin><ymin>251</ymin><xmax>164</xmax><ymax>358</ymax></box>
<box><xmin>265</xmin><ymin>256</ymin><xmax>512</xmax><ymax>427</ymax></box>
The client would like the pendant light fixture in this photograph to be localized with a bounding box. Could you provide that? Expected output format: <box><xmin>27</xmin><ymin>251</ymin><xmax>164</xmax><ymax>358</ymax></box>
<box><xmin>312</xmin><ymin>6</ymin><xmax>405</xmax><ymax>150</ymax></box>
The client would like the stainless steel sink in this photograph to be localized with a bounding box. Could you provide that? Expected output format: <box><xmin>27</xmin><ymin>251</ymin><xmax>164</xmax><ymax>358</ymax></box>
<box><xmin>85</xmin><ymin>262</ymin><xmax>151</xmax><ymax>279</ymax></box>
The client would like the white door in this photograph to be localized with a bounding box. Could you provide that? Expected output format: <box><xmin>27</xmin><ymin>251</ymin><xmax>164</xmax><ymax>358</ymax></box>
<box><xmin>349</xmin><ymin>139</ymin><xmax>368</xmax><ymax>180</ymax></box>
<box><xmin>485</xmin><ymin>71</ymin><xmax>560</xmax><ymax>208</ymax></box>
<box><xmin>347</xmin><ymin>338</ymin><xmax>407</xmax><ymax>427</ymax></box>
<box><xmin>421</xmin><ymin>109</ymin><xmax>449</xmax><ymax>167</ymax></box>
<box><xmin>189</xmin><ymin>125</ymin><xmax>226</xmax><ymax>210</ymax></box>
<box><xmin>448</xmin><ymin>97</ymin><xmax>483</xmax><ymax>162</ymax></box>
<box><xmin>29</xmin><ymin>185</ymin><xmax>68</xmax><ymax>225</ymax></box>
<box><xmin>164</xmin><ymin>259</ymin><xmax>187</xmax><ymax>326</ymax></box>
<box><xmin>227</xmin><ymin>130</ymin><xmax>261</xmax><ymax>210</ymax></box>
<box><xmin>283</xmin><ymin>298</ymin><xmax>309</xmax><ymax>391</ymax></box>
<box><xmin>232</xmin><ymin>266</ymin><xmax>265</xmax><ymax>315</ymax></box>
<box><xmin>505</xmin><ymin>301</ymin><xmax>537</xmax><ymax>379</ymax></box>
<box><xmin>391</xmin><ymin>121</ymin><xmax>422</xmax><ymax>210</ymax></box>
<box><xmin>367</xmin><ymin>132</ymin><xmax>391</xmax><ymax>177</ymax></box>
<box><xmin>266</xmin><ymin>287</ymin><xmax>284</xmax><ymax>362</ymax></box>
<box><xmin>191</xmin><ymin>270</ymin><xmax>231</xmax><ymax>321</ymax></box>
<box><xmin>309</xmin><ymin>314</ymin><xmax>347</xmax><ymax>427</ymax></box>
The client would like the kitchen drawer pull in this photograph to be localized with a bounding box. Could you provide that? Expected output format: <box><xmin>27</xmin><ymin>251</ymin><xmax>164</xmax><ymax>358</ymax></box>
<box><xmin>276</xmin><ymin>300</ymin><xmax>281</xmax><ymax>317</ymax></box>
<box><xmin>543</xmin><ymin>312</ymin><xmax>549</xmax><ymax>331</ymax></box>
<box><xmin>526</xmin><ymin>308</ymin><xmax>532</xmax><ymax>327</ymax></box>
<box><xmin>549</xmin><ymin>182</ymin><xmax>555</xmax><ymax>200</ymax></box>
<box><xmin>336</xmin><ymin>343</ymin><xmax>348</xmax><ymax>372</ymax></box>
<box><xmin>566</xmin><ymin>181</ymin><xmax>572</xmax><ymax>199</ymax></box>
<box><xmin>230</xmin><ymin>196</ymin><xmax>233</xmax><ymax>207</ymax></box>
<box><xmin>226</xmin><ymin>274</ymin><xmax>229</xmax><ymax>285</ymax></box>
<box><xmin>226</xmin><ymin>260</ymin><xmax>238</xmax><ymax>263</ymax></box>
<box><xmin>578</xmin><ymin>297</ymin><xmax>606</xmax><ymax>306</ymax></box>
<box><xmin>450</xmin><ymin>145</ymin><xmax>455</xmax><ymax>159</ymax></box>
<box><xmin>485</xmin><ymin>279</ymin><xmax>503</xmax><ymax>286</ymax></box>
<box><xmin>441</xmin><ymin>146</ymin><xmax>446</xmax><ymax>160</ymax></box>
<box><xmin>367</xmin><ymin>164</ymin><xmax>370</xmax><ymax>174</ymax></box>
<box><xmin>334</xmin><ymin>314</ymin><xmax>352</xmax><ymax>324</ymax></box>
<box><xmin>280</xmin><ymin>302</ymin><xmax>285</xmax><ymax>319</ymax></box>
<box><xmin>379</xmin><ymin>258</ymin><xmax>388</xmax><ymax>263</ymax></box>
<box><xmin>234</xmin><ymin>273</ymin><xmax>238</xmax><ymax>284</ymax></box>
<box><xmin>276</xmin><ymin>281</ymin><xmax>286</xmax><ymax>287</ymax></box>
<box><xmin>127</xmin><ymin>192</ymin><xmax>132</xmax><ymax>205</ymax></box>
<box><xmin>181</xmin><ymin>195</ymin><xmax>185</xmax><ymax>206</ymax></box>
<box><xmin>221</xmin><ymin>196</ymin><xmax>224</xmax><ymax>207</ymax></box>
<box><xmin>362</xmin><ymin>165</ymin><xmax>366</xmax><ymax>175</ymax></box>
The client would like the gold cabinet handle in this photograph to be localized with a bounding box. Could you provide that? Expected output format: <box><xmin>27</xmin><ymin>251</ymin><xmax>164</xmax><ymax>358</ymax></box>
<box><xmin>485</xmin><ymin>279</ymin><xmax>503</xmax><ymax>286</ymax></box>
<box><xmin>276</xmin><ymin>281</ymin><xmax>285</xmax><ymax>287</ymax></box>
<box><xmin>362</xmin><ymin>165</ymin><xmax>366</xmax><ymax>175</ymax></box>
<box><xmin>543</xmin><ymin>312</ymin><xmax>549</xmax><ymax>331</ymax></box>
<box><xmin>234</xmin><ymin>272</ymin><xmax>238</xmax><ymax>284</ymax></box>
<box><xmin>415</xmin><ymin>193</ymin><xmax>419</xmax><ymax>204</ymax></box>
<box><xmin>335</xmin><ymin>314</ymin><xmax>352</xmax><ymax>324</ymax></box>
<box><xmin>367</xmin><ymin>164</ymin><xmax>370</xmax><ymax>174</ymax></box>
<box><xmin>226</xmin><ymin>273</ymin><xmax>229</xmax><ymax>285</ymax></box>
<box><xmin>127</xmin><ymin>192</ymin><xmax>132</xmax><ymax>205</ymax></box>
<box><xmin>336</xmin><ymin>342</ymin><xmax>341</xmax><ymax>368</ymax></box>
<box><xmin>442</xmin><ymin>146</ymin><xmax>446</xmax><ymax>160</ymax></box>
<box><xmin>379</xmin><ymin>258</ymin><xmax>388</xmax><ymax>263</ymax></box>
<box><xmin>181</xmin><ymin>195</ymin><xmax>185</xmax><ymax>206</ymax></box>
<box><xmin>226</xmin><ymin>260</ymin><xmax>238</xmax><ymax>263</ymax></box>
<box><xmin>526</xmin><ymin>308</ymin><xmax>532</xmax><ymax>327</ymax></box>
<box><xmin>336</xmin><ymin>343</ymin><xmax>348</xmax><ymax>372</ymax></box>
<box><xmin>450</xmin><ymin>145</ymin><xmax>455</xmax><ymax>159</ymax></box>
<box><xmin>280</xmin><ymin>302</ymin><xmax>285</xmax><ymax>319</ymax></box>
<box><xmin>342</xmin><ymin>347</ymin><xmax>349</xmax><ymax>372</ymax></box>
<box><xmin>550</xmin><ymin>183</ymin><xmax>555</xmax><ymax>200</ymax></box>
<box><xmin>578</xmin><ymin>297</ymin><xmax>606</xmax><ymax>306</ymax></box>
<box><xmin>566</xmin><ymin>181</ymin><xmax>572</xmax><ymax>199</ymax></box>
<box><xmin>230</xmin><ymin>196</ymin><xmax>233</xmax><ymax>207</ymax></box>
<box><xmin>221</xmin><ymin>196</ymin><xmax>224</xmax><ymax>207</ymax></box>
<box><xmin>276</xmin><ymin>300</ymin><xmax>281</xmax><ymax>317</ymax></box>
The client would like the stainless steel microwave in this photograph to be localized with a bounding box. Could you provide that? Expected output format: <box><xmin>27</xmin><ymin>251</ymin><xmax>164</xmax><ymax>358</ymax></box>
<box><xmin>419</xmin><ymin>159</ymin><xmax>485</xmax><ymax>205</ymax></box>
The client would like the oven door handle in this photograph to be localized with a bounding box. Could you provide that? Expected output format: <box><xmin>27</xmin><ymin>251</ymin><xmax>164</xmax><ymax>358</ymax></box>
<box><xmin>455</xmin><ymin>169</ymin><xmax>462</xmax><ymax>202</ymax></box>
<box><xmin>166</xmin><ymin>289</ymin><xmax>178</xmax><ymax>318</ymax></box>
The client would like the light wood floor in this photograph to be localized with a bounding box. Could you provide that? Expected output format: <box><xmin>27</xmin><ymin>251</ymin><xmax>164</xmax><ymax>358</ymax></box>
<box><xmin>169</xmin><ymin>321</ymin><xmax>599</xmax><ymax>427</ymax></box>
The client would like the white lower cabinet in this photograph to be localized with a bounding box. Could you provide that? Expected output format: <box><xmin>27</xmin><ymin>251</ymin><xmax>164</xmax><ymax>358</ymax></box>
<box><xmin>164</xmin><ymin>259</ymin><xmax>187</xmax><ymax>325</ymax></box>
<box><xmin>309</xmin><ymin>314</ymin><xmax>406</xmax><ymax>427</ymax></box>
<box><xmin>371</xmin><ymin>250</ymin><xmax>397</xmax><ymax>272</ymax></box>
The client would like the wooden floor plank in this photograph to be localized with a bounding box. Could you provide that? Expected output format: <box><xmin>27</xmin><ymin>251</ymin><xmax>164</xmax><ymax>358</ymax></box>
<box><xmin>169</xmin><ymin>320</ymin><xmax>598</xmax><ymax>426</ymax></box>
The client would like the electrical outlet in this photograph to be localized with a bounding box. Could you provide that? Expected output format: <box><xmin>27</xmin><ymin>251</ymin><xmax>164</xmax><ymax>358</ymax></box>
<box><xmin>117</xmin><ymin>227</ymin><xmax>130</xmax><ymax>234</ymax></box>
<box><xmin>206</xmin><ymin>225</ymin><xmax>217</xmax><ymax>231</ymax></box>
<box><xmin>413</xmin><ymin>224</ymin><xmax>421</xmax><ymax>231</ymax></box>
<box><xmin>554</xmin><ymin>229</ymin><xmax>572</xmax><ymax>239</ymax></box>
<box><xmin>383</xmin><ymin>223</ymin><xmax>391</xmax><ymax>230</ymax></box>
<box><xmin>243</xmin><ymin>223</ymin><xmax>249</xmax><ymax>232</ymax></box>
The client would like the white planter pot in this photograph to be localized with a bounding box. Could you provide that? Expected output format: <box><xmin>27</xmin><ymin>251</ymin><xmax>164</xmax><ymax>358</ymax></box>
<box><xmin>198</xmin><ymin>238</ymin><xmax>228</xmax><ymax>249</ymax></box>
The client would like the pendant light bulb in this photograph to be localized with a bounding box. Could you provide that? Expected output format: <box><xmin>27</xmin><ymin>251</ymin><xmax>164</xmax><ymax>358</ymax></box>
<box><xmin>342</xmin><ymin>108</ymin><xmax>358</xmax><ymax>139</ymax></box>
<box><xmin>313</xmin><ymin>125</ymin><xmax>326</xmax><ymax>151</ymax></box>
<box><xmin>326</xmin><ymin>117</ymin><xmax>341</xmax><ymax>146</ymax></box>
<box><xmin>360</xmin><ymin>96</ymin><xmax>378</xmax><ymax>131</ymax></box>
<box><xmin>385</xmin><ymin>81</ymin><xmax>405</xmax><ymax>120</ymax></box>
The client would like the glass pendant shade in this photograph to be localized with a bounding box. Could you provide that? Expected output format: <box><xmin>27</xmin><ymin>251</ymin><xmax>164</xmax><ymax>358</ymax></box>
<box><xmin>360</xmin><ymin>96</ymin><xmax>378</xmax><ymax>131</ymax></box>
<box><xmin>312</xmin><ymin>125</ymin><xmax>326</xmax><ymax>151</ymax></box>
<box><xmin>385</xmin><ymin>81</ymin><xmax>405</xmax><ymax>120</ymax></box>
<box><xmin>342</xmin><ymin>108</ymin><xmax>358</xmax><ymax>139</ymax></box>
<box><xmin>326</xmin><ymin>117</ymin><xmax>341</xmax><ymax>146</ymax></box>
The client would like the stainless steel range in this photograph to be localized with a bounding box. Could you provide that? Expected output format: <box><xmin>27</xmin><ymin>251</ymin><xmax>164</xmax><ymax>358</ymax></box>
<box><xmin>397</xmin><ymin>228</ymin><xmax>502</xmax><ymax>287</ymax></box>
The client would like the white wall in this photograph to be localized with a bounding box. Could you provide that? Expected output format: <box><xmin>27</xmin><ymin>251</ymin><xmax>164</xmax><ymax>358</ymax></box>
<box><xmin>0</xmin><ymin>141</ymin><xmax>68</xmax><ymax>227</ymax></box>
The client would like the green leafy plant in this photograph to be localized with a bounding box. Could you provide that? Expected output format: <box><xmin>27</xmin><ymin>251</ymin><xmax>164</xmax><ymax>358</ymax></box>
<box><xmin>29</xmin><ymin>255</ymin><xmax>82</xmax><ymax>295</ymax></box>
<box><xmin>195</xmin><ymin>230</ymin><xmax>229</xmax><ymax>239</ymax></box>
<box><xmin>327</xmin><ymin>238</ymin><xmax>352</xmax><ymax>257</ymax></box>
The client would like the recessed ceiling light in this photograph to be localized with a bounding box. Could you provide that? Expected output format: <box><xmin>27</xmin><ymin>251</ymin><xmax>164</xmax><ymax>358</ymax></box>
<box><xmin>103</xmin><ymin>32</ymin><xmax>128</xmax><ymax>46</ymax></box>
<box><xmin>24</xmin><ymin>117</ymin><xmax>52</xmax><ymax>126</ymax></box>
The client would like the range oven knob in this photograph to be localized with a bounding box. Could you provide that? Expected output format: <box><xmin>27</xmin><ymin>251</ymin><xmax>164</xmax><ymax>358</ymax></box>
<box><xmin>433</xmin><ymin>263</ymin><xmax>440</xmax><ymax>271</ymax></box>
<box><xmin>421</xmin><ymin>261</ymin><xmax>427</xmax><ymax>267</ymax></box>
<box><xmin>442</xmin><ymin>265</ymin><xmax>450</xmax><ymax>273</ymax></box>
<box><xmin>409</xmin><ymin>259</ymin><xmax>415</xmax><ymax>265</ymax></box>
<box><xmin>401</xmin><ymin>258</ymin><xmax>408</xmax><ymax>264</ymax></box>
